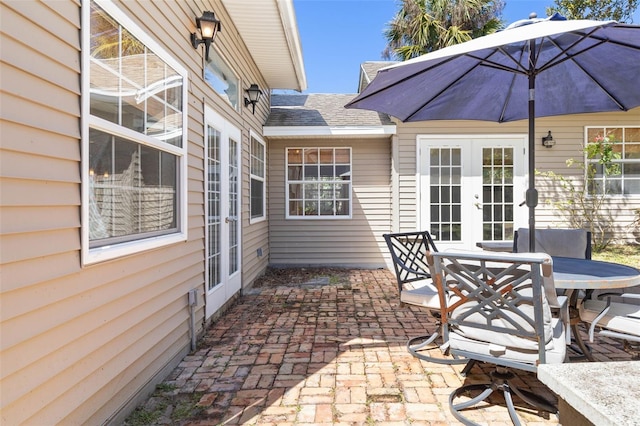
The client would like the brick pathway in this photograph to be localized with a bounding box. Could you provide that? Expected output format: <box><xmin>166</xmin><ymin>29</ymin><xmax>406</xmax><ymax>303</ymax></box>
<box><xmin>130</xmin><ymin>269</ymin><xmax>633</xmax><ymax>425</ymax></box>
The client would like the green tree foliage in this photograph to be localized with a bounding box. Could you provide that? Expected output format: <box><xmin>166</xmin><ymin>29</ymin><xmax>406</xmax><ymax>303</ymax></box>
<box><xmin>546</xmin><ymin>0</ymin><xmax>639</xmax><ymax>22</ymax></box>
<box><xmin>382</xmin><ymin>0</ymin><xmax>504</xmax><ymax>61</ymax></box>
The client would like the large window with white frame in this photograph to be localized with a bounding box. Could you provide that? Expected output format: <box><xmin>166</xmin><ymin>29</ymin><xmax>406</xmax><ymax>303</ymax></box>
<box><xmin>250</xmin><ymin>133</ymin><xmax>266</xmax><ymax>221</ymax></box>
<box><xmin>286</xmin><ymin>148</ymin><xmax>352</xmax><ymax>219</ymax></box>
<box><xmin>83</xmin><ymin>0</ymin><xmax>188</xmax><ymax>264</ymax></box>
<box><xmin>586</xmin><ymin>126</ymin><xmax>640</xmax><ymax>196</ymax></box>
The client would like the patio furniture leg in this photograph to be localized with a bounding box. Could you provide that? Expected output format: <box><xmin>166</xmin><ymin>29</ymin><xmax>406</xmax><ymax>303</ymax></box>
<box><xmin>570</xmin><ymin>323</ymin><xmax>595</xmax><ymax>362</ymax></box>
<box><xmin>407</xmin><ymin>333</ymin><xmax>469</xmax><ymax>365</ymax></box>
<box><xmin>449</xmin><ymin>367</ymin><xmax>558</xmax><ymax>426</ymax></box>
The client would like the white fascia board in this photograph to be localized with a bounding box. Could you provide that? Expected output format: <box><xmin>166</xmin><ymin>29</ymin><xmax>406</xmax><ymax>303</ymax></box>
<box><xmin>263</xmin><ymin>125</ymin><xmax>396</xmax><ymax>137</ymax></box>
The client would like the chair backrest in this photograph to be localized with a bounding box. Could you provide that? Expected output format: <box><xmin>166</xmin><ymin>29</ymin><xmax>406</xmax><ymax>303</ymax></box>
<box><xmin>383</xmin><ymin>231</ymin><xmax>438</xmax><ymax>293</ymax></box>
<box><xmin>513</xmin><ymin>228</ymin><xmax>592</xmax><ymax>259</ymax></box>
<box><xmin>429</xmin><ymin>250</ymin><xmax>565</xmax><ymax>371</ymax></box>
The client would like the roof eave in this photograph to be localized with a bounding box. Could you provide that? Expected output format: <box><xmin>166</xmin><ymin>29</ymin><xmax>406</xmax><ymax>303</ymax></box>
<box><xmin>221</xmin><ymin>0</ymin><xmax>307</xmax><ymax>91</ymax></box>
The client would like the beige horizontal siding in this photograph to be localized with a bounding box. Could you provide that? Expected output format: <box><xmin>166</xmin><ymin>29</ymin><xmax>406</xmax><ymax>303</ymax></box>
<box><xmin>0</xmin><ymin>0</ymin><xmax>275</xmax><ymax>423</ymax></box>
<box><xmin>268</xmin><ymin>138</ymin><xmax>392</xmax><ymax>267</ymax></box>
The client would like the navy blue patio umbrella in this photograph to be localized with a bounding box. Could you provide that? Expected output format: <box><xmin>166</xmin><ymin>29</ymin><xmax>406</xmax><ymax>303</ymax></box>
<box><xmin>346</xmin><ymin>14</ymin><xmax>640</xmax><ymax>251</ymax></box>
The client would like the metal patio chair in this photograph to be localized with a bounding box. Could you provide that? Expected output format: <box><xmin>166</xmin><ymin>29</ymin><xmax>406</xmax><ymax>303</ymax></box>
<box><xmin>513</xmin><ymin>228</ymin><xmax>592</xmax><ymax>259</ymax></box>
<box><xmin>514</xmin><ymin>228</ymin><xmax>594</xmax><ymax>358</ymax></box>
<box><xmin>383</xmin><ymin>231</ymin><xmax>469</xmax><ymax>366</ymax></box>
<box><xmin>579</xmin><ymin>292</ymin><xmax>640</xmax><ymax>357</ymax></box>
<box><xmin>429</xmin><ymin>250</ymin><xmax>569</xmax><ymax>426</ymax></box>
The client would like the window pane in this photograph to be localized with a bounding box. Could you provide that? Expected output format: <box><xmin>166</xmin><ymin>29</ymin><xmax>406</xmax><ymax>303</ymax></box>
<box><xmin>90</xmin><ymin>2</ymin><xmax>183</xmax><ymax>147</ymax></box>
<box><xmin>304</xmin><ymin>183</ymin><xmax>318</xmax><ymax>199</ymax></box>
<box><xmin>624</xmin><ymin>179</ymin><xmax>640</xmax><ymax>194</ymax></box>
<box><xmin>335</xmin><ymin>149</ymin><xmax>350</xmax><ymax>163</ymax></box>
<box><xmin>251</xmin><ymin>178</ymin><xmax>264</xmax><ymax>219</ymax></box>
<box><xmin>304</xmin><ymin>148</ymin><xmax>319</xmax><ymax>164</ymax></box>
<box><xmin>204</xmin><ymin>50</ymin><xmax>239</xmax><ymax>109</ymax></box>
<box><xmin>304</xmin><ymin>201</ymin><xmax>318</xmax><ymax>215</ymax></box>
<box><xmin>320</xmin><ymin>185</ymin><xmax>334</xmax><ymax>199</ymax></box>
<box><xmin>304</xmin><ymin>165</ymin><xmax>318</xmax><ymax>180</ymax></box>
<box><xmin>320</xmin><ymin>201</ymin><xmax>334</xmax><ymax>215</ymax></box>
<box><xmin>288</xmin><ymin>149</ymin><xmax>302</xmax><ymax>164</ymax></box>
<box><xmin>625</xmin><ymin>143</ymin><xmax>640</xmax><ymax>159</ymax></box>
<box><xmin>289</xmin><ymin>183</ymin><xmax>302</xmax><ymax>199</ymax></box>
<box><xmin>288</xmin><ymin>165</ymin><xmax>302</xmax><ymax>180</ymax></box>
<box><xmin>320</xmin><ymin>165</ymin><xmax>334</xmax><ymax>179</ymax></box>
<box><xmin>89</xmin><ymin>128</ymin><xmax>177</xmax><ymax>245</ymax></box>
<box><xmin>320</xmin><ymin>149</ymin><xmax>333</xmax><ymax>164</ymax></box>
<box><xmin>336</xmin><ymin>200</ymin><xmax>349</xmax><ymax>215</ymax></box>
<box><xmin>289</xmin><ymin>200</ymin><xmax>302</xmax><ymax>216</ymax></box>
<box><xmin>336</xmin><ymin>165</ymin><xmax>350</xmax><ymax>180</ymax></box>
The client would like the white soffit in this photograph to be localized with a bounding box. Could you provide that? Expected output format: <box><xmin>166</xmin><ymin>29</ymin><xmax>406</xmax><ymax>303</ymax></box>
<box><xmin>221</xmin><ymin>0</ymin><xmax>307</xmax><ymax>91</ymax></box>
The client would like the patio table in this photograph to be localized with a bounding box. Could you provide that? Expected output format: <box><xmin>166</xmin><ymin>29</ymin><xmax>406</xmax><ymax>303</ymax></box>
<box><xmin>551</xmin><ymin>256</ymin><xmax>640</xmax><ymax>361</ymax></box>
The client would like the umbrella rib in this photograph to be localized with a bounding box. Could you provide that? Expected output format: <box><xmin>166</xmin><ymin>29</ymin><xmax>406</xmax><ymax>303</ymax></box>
<box><xmin>579</xmin><ymin>26</ymin><xmax>640</xmax><ymax>52</ymax></box>
<box><xmin>537</xmin><ymin>27</ymin><xmax>605</xmax><ymax>73</ymax></box>
<box><xmin>404</xmin><ymin>51</ymin><xmax>506</xmax><ymax>122</ymax></box>
<box><xmin>498</xmin><ymin>72</ymin><xmax>520</xmax><ymax>123</ymax></box>
<box><xmin>537</xmin><ymin>30</ymin><xmax>628</xmax><ymax>110</ymax></box>
<box><xmin>345</xmin><ymin>55</ymin><xmax>465</xmax><ymax>107</ymax></box>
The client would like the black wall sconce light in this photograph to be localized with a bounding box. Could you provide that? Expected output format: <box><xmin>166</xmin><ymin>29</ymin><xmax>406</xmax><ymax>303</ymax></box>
<box><xmin>191</xmin><ymin>11</ymin><xmax>221</xmax><ymax>61</ymax></box>
<box><xmin>244</xmin><ymin>84</ymin><xmax>262</xmax><ymax>114</ymax></box>
<box><xmin>542</xmin><ymin>130</ymin><xmax>556</xmax><ymax>148</ymax></box>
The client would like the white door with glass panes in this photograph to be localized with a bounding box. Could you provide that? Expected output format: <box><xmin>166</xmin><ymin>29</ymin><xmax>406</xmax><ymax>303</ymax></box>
<box><xmin>418</xmin><ymin>135</ymin><xmax>527</xmax><ymax>251</ymax></box>
<box><xmin>204</xmin><ymin>107</ymin><xmax>241</xmax><ymax>319</ymax></box>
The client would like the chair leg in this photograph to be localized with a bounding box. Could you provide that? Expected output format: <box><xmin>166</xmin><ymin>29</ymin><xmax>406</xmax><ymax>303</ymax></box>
<box><xmin>569</xmin><ymin>323</ymin><xmax>595</xmax><ymax>362</ymax></box>
<box><xmin>460</xmin><ymin>359</ymin><xmax>476</xmax><ymax>376</ymax></box>
<box><xmin>449</xmin><ymin>367</ymin><xmax>557</xmax><ymax>426</ymax></box>
<box><xmin>407</xmin><ymin>333</ymin><xmax>469</xmax><ymax>365</ymax></box>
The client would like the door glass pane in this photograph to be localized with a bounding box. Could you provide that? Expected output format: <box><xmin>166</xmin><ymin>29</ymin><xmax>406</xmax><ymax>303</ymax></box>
<box><xmin>430</xmin><ymin>148</ymin><xmax>462</xmax><ymax>242</ymax></box>
<box><xmin>481</xmin><ymin>147</ymin><xmax>514</xmax><ymax>241</ymax></box>
<box><xmin>229</xmin><ymin>138</ymin><xmax>239</xmax><ymax>274</ymax></box>
<box><xmin>207</xmin><ymin>126</ymin><xmax>221</xmax><ymax>290</ymax></box>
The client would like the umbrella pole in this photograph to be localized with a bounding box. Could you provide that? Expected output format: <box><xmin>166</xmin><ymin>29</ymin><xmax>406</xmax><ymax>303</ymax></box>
<box><xmin>526</xmin><ymin>45</ymin><xmax>538</xmax><ymax>253</ymax></box>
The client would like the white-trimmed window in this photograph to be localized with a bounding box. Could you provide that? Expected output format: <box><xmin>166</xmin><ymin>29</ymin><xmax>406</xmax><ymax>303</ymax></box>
<box><xmin>586</xmin><ymin>126</ymin><xmax>640</xmax><ymax>196</ymax></box>
<box><xmin>286</xmin><ymin>148</ymin><xmax>352</xmax><ymax>219</ymax></box>
<box><xmin>250</xmin><ymin>133</ymin><xmax>266</xmax><ymax>221</ymax></box>
<box><xmin>204</xmin><ymin>49</ymin><xmax>240</xmax><ymax>110</ymax></box>
<box><xmin>83</xmin><ymin>0</ymin><xmax>188</xmax><ymax>264</ymax></box>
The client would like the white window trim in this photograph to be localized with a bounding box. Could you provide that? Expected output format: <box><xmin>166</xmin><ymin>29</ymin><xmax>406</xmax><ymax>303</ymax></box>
<box><xmin>81</xmin><ymin>0</ymin><xmax>188</xmax><ymax>265</ymax></box>
<box><xmin>585</xmin><ymin>125</ymin><xmax>640</xmax><ymax>199</ymax></box>
<box><xmin>285</xmin><ymin>147</ymin><xmax>353</xmax><ymax>220</ymax></box>
<box><xmin>249</xmin><ymin>130</ymin><xmax>266</xmax><ymax>224</ymax></box>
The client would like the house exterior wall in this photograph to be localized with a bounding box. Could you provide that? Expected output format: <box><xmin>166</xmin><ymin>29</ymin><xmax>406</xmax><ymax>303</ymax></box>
<box><xmin>267</xmin><ymin>137</ymin><xmax>392</xmax><ymax>267</ymax></box>
<box><xmin>0</xmin><ymin>0</ymin><xmax>272</xmax><ymax>423</ymax></box>
<box><xmin>394</xmin><ymin>108</ymin><xmax>640</xmax><ymax>243</ymax></box>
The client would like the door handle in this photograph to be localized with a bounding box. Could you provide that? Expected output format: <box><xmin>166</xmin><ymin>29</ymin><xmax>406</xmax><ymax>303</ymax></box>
<box><xmin>473</xmin><ymin>194</ymin><xmax>481</xmax><ymax>210</ymax></box>
<box><xmin>225</xmin><ymin>217</ymin><xmax>237</xmax><ymax>223</ymax></box>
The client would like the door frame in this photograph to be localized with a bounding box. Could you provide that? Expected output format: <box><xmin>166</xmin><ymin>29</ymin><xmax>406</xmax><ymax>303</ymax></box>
<box><xmin>416</xmin><ymin>134</ymin><xmax>529</xmax><ymax>250</ymax></box>
<box><xmin>204</xmin><ymin>106</ymin><xmax>242</xmax><ymax>319</ymax></box>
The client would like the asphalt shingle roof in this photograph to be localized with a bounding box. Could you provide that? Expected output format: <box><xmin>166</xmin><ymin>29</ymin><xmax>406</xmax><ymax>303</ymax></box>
<box><xmin>358</xmin><ymin>61</ymin><xmax>398</xmax><ymax>92</ymax></box>
<box><xmin>266</xmin><ymin>93</ymin><xmax>393</xmax><ymax>127</ymax></box>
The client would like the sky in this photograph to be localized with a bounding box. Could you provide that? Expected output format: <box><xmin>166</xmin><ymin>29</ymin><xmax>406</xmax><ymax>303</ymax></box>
<box><xmin>292</xmin><ymin>0</ymin><xmax>639</xmax><ymax>94</ymax></box>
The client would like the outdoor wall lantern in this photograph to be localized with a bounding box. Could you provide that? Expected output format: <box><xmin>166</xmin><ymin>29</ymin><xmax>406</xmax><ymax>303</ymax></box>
<box><xmin>542</xmin><ymin>131</ymin><xmax>556</xmax><ymax>148</ymax></box>
<box><xmin>191</xmin><ymin>11</ymin><xmax>221</xmax><ymax>61</ymax></box>
<box><xmin>244</xmin><ymin>84</ymin><xmax>263</xmax><ymax>114</ymax></box>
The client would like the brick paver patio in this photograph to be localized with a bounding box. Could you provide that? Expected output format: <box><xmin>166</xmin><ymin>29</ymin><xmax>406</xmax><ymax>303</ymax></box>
<box><xmin>128</xmin><ymin>268</ymin><xmax>634</xmax><ymax>425</ymax></box>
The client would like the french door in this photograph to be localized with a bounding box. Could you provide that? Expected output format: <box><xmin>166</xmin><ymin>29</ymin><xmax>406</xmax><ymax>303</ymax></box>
<box><xmin>418</xmin><ymin>135</ymin><xmax>527</xmax><ymax>251</ymax></box>
<box><xmin>204</xmin><ymin>106</ymin><xmax>241</xmax><ymax>319</ymax></box>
